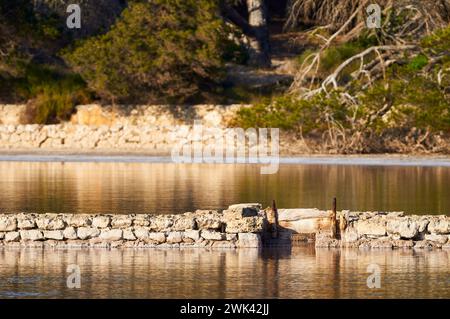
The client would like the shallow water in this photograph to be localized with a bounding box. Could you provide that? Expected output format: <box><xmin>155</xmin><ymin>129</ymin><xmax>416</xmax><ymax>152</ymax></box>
<box><xmin>0</xmin><ymin>160</ymin><xmax>450</xmax><ymax>214</ymax></box>
<box><xmin>0</xmin><ymin>247</ymin><xmax>449</xmax><ymax>299</ymax></box>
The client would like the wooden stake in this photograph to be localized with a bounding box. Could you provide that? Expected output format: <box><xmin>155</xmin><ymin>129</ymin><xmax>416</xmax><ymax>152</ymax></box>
<box><xmin>331</xmin><ymin>197</ymin><xmax>337</xmax><ymax>239</ymax></box>
<box><xmin>272</xmin><ymin>199</ymin><xmax>279</xmax><ymax>239</ymax></box>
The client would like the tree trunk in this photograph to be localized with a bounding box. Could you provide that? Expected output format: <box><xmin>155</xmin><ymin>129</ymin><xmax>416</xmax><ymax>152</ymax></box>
<box><xmin>246</xmin><ymin>0</ymin><xmax>271</xmax><ymax>67</ymax></box>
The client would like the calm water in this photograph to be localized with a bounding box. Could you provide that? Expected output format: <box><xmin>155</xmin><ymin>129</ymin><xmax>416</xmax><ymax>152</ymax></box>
<box><xmin>1</xmin><ymin>158</ymin><xmax>450</xmax><ymax>299</ymax></box>
<box><xmin>0</xmin><ymin>160</ymin><xmax>450</xmax><ymax>214</ymax></box>
<box><xmin>0</xmin><ymin>247</ymin><xmax>449</xmax><ymax>298</ymax></box>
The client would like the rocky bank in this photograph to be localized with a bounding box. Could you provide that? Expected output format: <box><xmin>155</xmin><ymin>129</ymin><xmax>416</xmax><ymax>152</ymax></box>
<box><xmin>0</xmin><ymin>104</ymin><xmax>305</xmax><ymax>155</ymax></box>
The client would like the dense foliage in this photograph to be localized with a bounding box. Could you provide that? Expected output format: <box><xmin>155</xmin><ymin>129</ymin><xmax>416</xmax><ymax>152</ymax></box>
<box><xmin>0</xmin><ymin>0</ymin><xmax>239</xmax><ymax>122</ymax></box>
<box><xmin>64</xmin><ymin>0</ymin><xmax>227</xmax><ymax>103</ymax></box>
<box><xmin>235</xmin><ymin>25</ymin><xmax>450</xmax><ymax>153</ymax></box>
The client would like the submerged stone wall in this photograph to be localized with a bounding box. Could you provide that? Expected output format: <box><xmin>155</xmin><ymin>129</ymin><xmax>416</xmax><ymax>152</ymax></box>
<box><xmin>1</xmin><ymin>205</ymin><xmax>449</xmax><ymax>249</ymax></box>
<box><xmin>316</xmin><ymin>211</ymin><xmax>450</xmax><ymax>249</ymax></box>
<box><xmin>0</xmin><ymin>204</ymin><xmax>266</xmax><ymax>249</ymax></box>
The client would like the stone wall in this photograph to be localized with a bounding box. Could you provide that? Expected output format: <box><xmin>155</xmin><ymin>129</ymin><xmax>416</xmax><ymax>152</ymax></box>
<box><xmin>0</xmin><ymin>204</ymin><xmax>266</xmax><ymax>249</ymax></box>
<box><xmin>1</xmin><ymin>205</ymin><xmax>449</xmax><ymax>249</ymax></box>
<box><xmin>0</xmin><ymin>105</ymin><xmax>27</xmax><ymax>125</ymax></box>
<box><xmin>70</xmin><ymin>104</ymin><xmax>243</xmax><ymax>127</ymax></box>
<box><xmin>0</xmin><ymin>104</ymin><xmax>250</xmax><ymax>154</ymax></box>
<box><xmin>316</xmin><ymin>211</ymin><xmax>450</xmax><ymax>249</ymax></box>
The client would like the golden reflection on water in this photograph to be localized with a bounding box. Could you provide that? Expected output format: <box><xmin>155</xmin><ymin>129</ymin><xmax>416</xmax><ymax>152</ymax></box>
<box><xmin>0</xmin><ymin>162</ymin><xmax>449</xmax><ymax>214</ymax></box>
<box><xmin>0</xmin><ymin>247</ymin><xmax>449</xmax><ymax>298</ymax></box>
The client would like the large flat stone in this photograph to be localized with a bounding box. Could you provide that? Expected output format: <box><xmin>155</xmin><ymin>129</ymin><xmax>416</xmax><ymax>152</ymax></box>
<box><xmin>277</xmin><ymin>209</ymin><xmax>330</xmax><ymax>221</ymax></box>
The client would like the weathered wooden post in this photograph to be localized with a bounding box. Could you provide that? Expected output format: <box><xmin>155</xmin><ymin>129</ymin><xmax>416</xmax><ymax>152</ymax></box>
<box><xmin>272</xmin><ymin>199</ymin><xmax>279</xmax><ymax>239</ymax></box>
<box><xmin>331</xmin><ymin>197</ymin><xmax>337</xmax><ymax>239</ymax></box>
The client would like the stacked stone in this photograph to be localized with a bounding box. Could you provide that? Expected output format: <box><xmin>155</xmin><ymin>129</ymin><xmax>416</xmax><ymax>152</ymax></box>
<box><xmin>0</xmin><ymin>104</ymin><xmax>245</xmax><ymax>152</ymax></box>
<box><xmin>317</xmin><ymin>211</ymin><xmax>450</xmax><ymax>249</ymax></box>
<box><xmin>0</xmin><ymin>123</ymin><xmax>262</xmax><ymax>151</ymax></box>
<box><xmin>0</xmin><ymin>204</ymin><xmax>267</xmax><ymax>249</ymax></box>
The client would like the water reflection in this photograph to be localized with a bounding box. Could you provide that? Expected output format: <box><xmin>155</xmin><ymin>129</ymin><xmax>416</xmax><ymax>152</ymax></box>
<box><xmin>0</xmin><ymin>162</ymin><xmax>449</xmax><ymax>214</ymax></box>
<box><xmin>0</xmin><ymin>247</ymin><xmax>449</xmax><ymax>298</ymax></box>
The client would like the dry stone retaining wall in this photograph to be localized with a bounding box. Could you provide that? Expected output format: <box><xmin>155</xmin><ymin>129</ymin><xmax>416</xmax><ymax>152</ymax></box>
<box><xmin>0</xmin><ymin>104</ymin><xmax>247</xmax><ymax>153</ymax></box>
<box><xmin>1</xmin><ymin>205</ymin><xmax>449</xmax><ymax>249</ymax></box>
<box><xmin>0</xmin><ymin>204</ymin><xmax>266</xmax><ymax>249</ymax></box>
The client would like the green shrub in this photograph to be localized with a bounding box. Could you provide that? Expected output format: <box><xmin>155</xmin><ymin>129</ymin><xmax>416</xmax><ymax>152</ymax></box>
<box><xmin>319</xmin><ymin>35</ymin><xmax>378</xmax><ymax>74</ymax></box>
<box><xmin>234</xmin><ymin>93</ymin><xmax>354</xmax><ymax>131</ymax></box>
<box><xmin>64</xmin><ymin>0</ymin><xmax>228</xmax><ymax>103</ymax></box>
<box><xmin>18</xmin><ymin>65</ymin><xmax>90</xmax><ymax>124</ymax></box>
